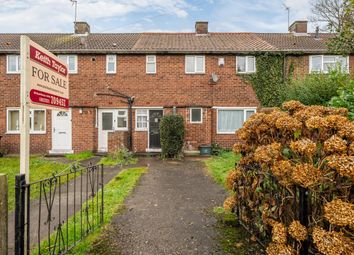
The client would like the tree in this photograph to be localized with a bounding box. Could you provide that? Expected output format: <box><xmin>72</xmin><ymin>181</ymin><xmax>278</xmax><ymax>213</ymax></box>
<box><xmin>310</xmin><ymin>0</ymin><xmax>348</xmax><ymax>31</ymax></box>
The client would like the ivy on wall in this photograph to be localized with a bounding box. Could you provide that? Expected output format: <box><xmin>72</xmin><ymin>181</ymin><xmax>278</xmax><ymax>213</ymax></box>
<box><xmin>240</xmin><ymin>53</ymin><xmax>288</xmax><ymax>107</ymax></box>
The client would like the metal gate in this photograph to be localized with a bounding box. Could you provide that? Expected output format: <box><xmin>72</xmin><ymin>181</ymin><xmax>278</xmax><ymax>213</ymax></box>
<box><xmin>15</xmin><ymin>164</ymin><xmax>104</xmax><ymax>255</ymax></box>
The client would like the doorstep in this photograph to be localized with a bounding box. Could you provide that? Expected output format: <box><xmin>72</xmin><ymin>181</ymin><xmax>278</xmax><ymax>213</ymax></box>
<box><xmin>146</xmin><ymin>148</ymin><xmax>162</xmax><ymax>153</ymax></box>
<box><xmin>48</xmin><ymin>150</ymin><xmax>74</xmax><ymax>156</ymax></box>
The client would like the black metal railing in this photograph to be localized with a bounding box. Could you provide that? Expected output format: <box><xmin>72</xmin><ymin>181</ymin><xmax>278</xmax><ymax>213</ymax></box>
<box><xmin>15</xmin><ymin>164</ymin><xmax>104</xmax><ymax>255</ymax></box>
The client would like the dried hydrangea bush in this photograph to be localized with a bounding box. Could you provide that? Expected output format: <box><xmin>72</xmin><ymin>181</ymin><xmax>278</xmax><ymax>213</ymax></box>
<box><xmin>225</xmin><ymin>101</ymin><xmax>353</xmax><ymax>254</ymax></box>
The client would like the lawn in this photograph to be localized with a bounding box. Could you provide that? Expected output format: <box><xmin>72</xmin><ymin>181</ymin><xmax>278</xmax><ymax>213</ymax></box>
<box><xmin>31</xmin><ymin>167</ymin><xmax>147</xmax><ymax>255</ymax></box>
<box><xmin>205</xmin><ymin>151</ymin><xmax>241</xmax><ymax>188</ymax></box>
<box><xmin>65</xmin><ymin>150</ymin><xmax>94</xmax><ymax>161</ymax></box>
<box><xmin>0</xmin><ymin>157</ymin><xmax>72</xmax><ymax>211</ymax></box>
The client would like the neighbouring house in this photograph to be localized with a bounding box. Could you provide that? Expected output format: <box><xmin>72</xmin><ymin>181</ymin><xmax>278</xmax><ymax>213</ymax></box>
<box><xmin>0</xmin><ymin>21</ymin><xmax>353</xmax><ymax>154</ymax></box>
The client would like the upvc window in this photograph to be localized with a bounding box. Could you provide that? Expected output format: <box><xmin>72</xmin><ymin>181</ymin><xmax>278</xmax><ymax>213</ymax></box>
<box><xmin>190</xmin><ymin>108</ymin><xmax>202</xmax><ymax>123</ymax></box>
<box><xmin>217</xmin><ymin>108</ymin><xmax>256</xmax><ymax>134</ymax></box>
<box><xmin>146</xmin><ymin>55</ymin><xmax>156</xmax><ymax>74</ymax></box>
<box><xmin>236</xmin><ymin>56</ymin><xmax>256</xmax><ymax>73</ymax></box>
<box><xmin>7</xmin><ymin>108</ymin><xmax>46</xmax><ymax>134</ymax></box>
<box><xmin>106</xmin><ymin>55</ymin><xmax>117</xmax><ymax>74</ymax></box>
<box><xmin>7</xmin><ymin>55</ymin><xmax>21</xmax><ymax>74</ymax></box>
<box><xmin>102</xmin><ymin>112</ymin><xmax>114</xmax><ymax>131</ymax></box>
<box><xmin>117</xmin><ymin>110</ymin><xmax>128</xmax><ymax>130</ymax></box>
<box><xmin>309</xmin><ymin>55</ymin><xmax>349</xmax><ymax>73</ymax></box>
<box><xmin>136</xmin><ymin>109</ymin><xmax>148</xmax><ymax>130</ymax></box>
<box><xmin>185</xmin><ymin>55</ymin><xmax>205</xmax><ymax>74</ymax></box>
<box><xmin>58</xmin><ymin>55</ymin><xmax>78</xmax><ymax>74</ymax></box>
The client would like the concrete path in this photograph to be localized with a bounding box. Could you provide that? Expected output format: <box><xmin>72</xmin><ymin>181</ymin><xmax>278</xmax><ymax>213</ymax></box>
<box><xmin>7</xmin><ymin>157</ymin><xmax>132</xmax><ymax>254</ymax></box>
<box><xmin>98</xmin><ymin>157</ymin><xmax>228</xmax><ymax>255</ymax></box>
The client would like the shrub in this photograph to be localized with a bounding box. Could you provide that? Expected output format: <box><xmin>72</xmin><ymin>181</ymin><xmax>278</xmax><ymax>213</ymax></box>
<box><xmin>160</xmin><ymin>114</ymin><xmax>185</xmax><ymax>158</ymax></box>
<box><xmin>99</xmin><ymin>147</ymin><xmax>137</xmax><ymax>166</ymax></box>
<box><xmin>226</xmin><ymin>101</ymin><xmax>353</xmax><ymax>254</ymax></box>
<box><xmin>329</xmin><ymin>76</ymin><xmax>354</xmax><ymax>120</ymax></box>
<box><xmin>282</xmin><ymin>69</ymin><xmax>349</xmax><ymax>106</ymax></box>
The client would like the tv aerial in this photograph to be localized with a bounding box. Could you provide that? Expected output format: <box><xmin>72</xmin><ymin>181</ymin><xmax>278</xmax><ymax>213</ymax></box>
<box><xmin>70</xmin><ymin>0</ymin><xmax>78</xmax><ymax>23</ymax></box>
<box><xmin>282</xmin><ymin>3</ymin><xmax>290</xmax><ymax>29</ymax></box>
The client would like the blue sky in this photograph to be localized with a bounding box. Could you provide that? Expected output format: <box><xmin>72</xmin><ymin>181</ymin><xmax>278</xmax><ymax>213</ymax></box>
<box><xmin>0</xmin><ymin>0</ymin><xmax>314</xmax><ymax>33</ymax></box>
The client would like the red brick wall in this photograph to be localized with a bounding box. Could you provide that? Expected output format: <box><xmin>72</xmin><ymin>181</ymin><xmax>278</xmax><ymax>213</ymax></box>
<box><xmin>1</xmin><ymin>54</ymin><xmax>353</xmax><ymax>154</ymax></box>
<box><xmin>108</xmin><ymin>131</ymin><xmax>129</xmax><ymax>153</ymax></box>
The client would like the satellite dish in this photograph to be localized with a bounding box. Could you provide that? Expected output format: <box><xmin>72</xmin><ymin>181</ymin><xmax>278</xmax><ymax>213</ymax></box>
<box><xmin>211</xmin><ymin>73</ymin><xmax>219</xmax><ymax>83</ymax></box>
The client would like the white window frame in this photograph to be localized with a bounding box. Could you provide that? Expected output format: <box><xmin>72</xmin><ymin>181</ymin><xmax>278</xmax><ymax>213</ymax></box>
<box><xmin>135</xmin><ymin>109</ymin><xmax>148</xmax><ymax>131</ymax></box>
<box><xmin>146</xmin><ymin>55</ymin><xmax>156</xmax><ymax>74</ymax></box>
<box><xmin>6</xmin><ymin>108</ymin><xmax>46</xmax><ymax>134</ymax></box>
<box><xmin>190</xmin><ymin>108</ymin><xmax>203</xmax><ymax>124</ymax></box>
<box><xmin>309</xmin><ymin>55</ymin><xmax>349</xmax><ymax>73</ymax></box>
<box><xmin>185</xmin><ymin>55</ymin><xmax>205</xmax><ymax>74</ymax></box>
<box><xmin>106</xmin><ymin>55</ymin><xmax>117</xmax><ymax>74</ymax></box>
<box><xmin>216</xmin><ymin>107</ymin><xmax>257</xmax><ymax>134</ymax></box>
<box><xmin>236</xmin><ymin>56</ymin><xmax>256</xmax><ymax>74</ymax></box>
<box><xmin>57</xmin><ymin>55</ymin><xmax>78</xmax><ymax>74</ymax></box>
<box><xmin>116</xmin><ymin>109</ymin><xmax>128</xmax><ymax>131</ymax></box>
<box><xmin>6</xmin><ymin>55</ymin><xmax>21</xmax><ymax>74</ymax></box>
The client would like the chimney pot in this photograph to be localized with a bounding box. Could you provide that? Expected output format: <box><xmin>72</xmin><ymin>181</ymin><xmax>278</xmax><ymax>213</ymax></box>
<box><xmin>74</xmin><ymin>21</ymin><xmax>90</xmax><ymax>35</ymax></box>
<box><xmin>195</xmin><ymin>21</ymin><xmax>208</xmax><ymax>34</ymax></box>
<box><xmin>289</xmin><ymin>20</ymin><xmax>308</xmax><ymax>33</ymax></box>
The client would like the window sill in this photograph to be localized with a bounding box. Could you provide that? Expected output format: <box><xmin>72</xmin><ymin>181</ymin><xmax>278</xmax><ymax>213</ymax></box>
<box><xmin>190</xmin><ymin>121</ymin><xmax>203</xmax><ymax>124</ymax></box>
<box><xmin>216</xmin><ymin>132</ymin><xmax>236</xmax><ymax>135</ymax></box>
<box><xmin>185</xmin><ymin>72</ymin><xmax>205</xmax><ymax>75</ymax></box>
<box><xmin>6</xmin><ymin>131</ymin><xmax>46</xmax><ymax>135</ymax></box>
<box><xmin>6</xmin><ymin>72</ymin><xmax>20</xmax><ymax>74</ymax></box>
<box><xmin>237</xmin><ymin>71</ymin><xmax>256</xmax><ymax>74</ymax></box>
<box><xmin>135</xmin><ymin>129</ymin><xmax>148</xmax><ymax>132</ymax></box>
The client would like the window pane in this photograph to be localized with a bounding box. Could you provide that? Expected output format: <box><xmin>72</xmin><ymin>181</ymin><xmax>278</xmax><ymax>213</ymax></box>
<box><xmin>338</xmin><ymin>57</ymin><xmax>348</xmax><ymax>72</ymax></box>
<box><xmin>137</xmin><ymin>109</ymin><xmax>147</xmax><ymax>115</ymax></box>
<box><xmin>102</xmin><ymin>112</ymin><xmax>113</xmax><ymax>131</ymax></box>
<box><xmin>237</xmin><ymin>57</ymin><xmax>246</xmax><ymax>72</ymax></box>
<box><xmin>33</xmin><ymin>110</ymin><xmax>45</xmax><ymax>131</ymax></box>
<box><xmin>8</xmin><ymin>56</ymin><xmax>18</xmax><ymax>72</ymax></box>
<box><xmin>68</xmin><ymin>56</ymin><xmax>76</xmax><ymax>71</ymax></box>
<box><xmin>246</xmin><ymin>110</ymin><xmax>255</xmax><ymax>120</ymax></box>
<box><xmin>218</xmin><ymin>110</ymin><xmax>244</xmax><ymax>133</ymax></box>
<box><xmin>108</xmin><ymin>62</ymin><xmax>115</xmax><ymax>72</ymax></box>
<box><xmin>191</xmin><ymin>108</ymin><xmax>202</xmax><ymax>122</ymax></box>
<box><xmin>186</xmin><ymin>56</ymin><xmax>195</xmax><ymax>73</ymax></box>
<box><xmin>196</xmin><ymin>56</ymin><xmax>204</xmax><ymax>72</ymax></box>
<box><xmin>323</xmin><ymin>56</ymin><xmax>336</xmax><ymax>62</ymax></box>
<box><xmin>147</xmin><ymin>63</ymin><xmax>156</xmax><ymax>73</ymax></box>
<box><xmin>323</xmin><ymin>62</ymin><xmax>336</xmax><ymax>73</ymax></box>
<box><xmin>8</xmin><ymin>110</ymin><xmax>20</xmax><ymax>131</ymax></box>
<box><xmin>311</xmin><ymin>56</ymin><xmax>322</xmax><ymax>72</ymax></box>
<box><xmin>247</xmin><ymin>57</ymin><xmax>255</xmax><ymax>72</ymax></box>
<box><xmin>147</xmin><ymin>56</ymin><xmax>155</xmax><ymax>62</ymax></box>
<box><xmin>58</xmin><ymin>55</ymin><xmax>66</xmax><ymax>62</ymax></box>
<box><xmin>118</xmin><ymin>110</ymin><xmax>126</xmax><ymax>116</ymax></box>
<box><xmin>117</xmin><ymin>117</ymin><xmax>127</xmax><ymax>128</ymax></box>
<box><xmin>137</xmin><ymin>116</ymin><xmax>147</xmax><ymax>128</ymax></box>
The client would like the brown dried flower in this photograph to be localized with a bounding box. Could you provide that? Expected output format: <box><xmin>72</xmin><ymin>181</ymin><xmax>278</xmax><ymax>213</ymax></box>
<box><xmin>312</xmin><ymin>227</ymin><xmax>353</xmax><ymax>255</ymax></box>
<box><xmin>266</xmin><ymin>242</ymin><xmax>295</xmax><ymax>255</ymax></box>
<box><xmin>223</xmin><ymin>196</ymin><xmax>237</xmax><ymax>212</ymax></box>
<box><xmin>338</xmin><ymin>122</ymin><xmax>354</xmax><ymax>141</ymax></box>
<box><xmin>271</xmin><ymin>160</ymin><xmax>293</xmax><ymax>187</ymax></box>
<box><xmin>288</xmin><ymin>221</ymin><xmax>307</xmax><ymax>241</ymax></box>
<box><xmin>254</xmin><ymin>143</ymin><xmax>282</xmax><ymax>165</ymax></box>
<box><xmin>325</xmin><ymin>107</ymin><xmax>349</xmax><ymax>117</ymax></box>
<box><xmin>275</xmin><ymin>116</ymin><xmax>302</xmax><ymax>132</ymax></box>
<box><xmin>324</xmin><ymin>199</ymin><xmax>354</xmax><ymax>228</ymax></box>
<box><xmin>291</xmin><ymin>163</ymin><xmax>321</xmax><ymax>188</ymax></box>
<box><xmin>349</xmin><ymin>143</ymin><xmax>354</xmax><ymax>156</ymax></box>
<box><xmin>270</xmin><ymin>221</ymin><xmax>287</xmax><ymax>244</ymax></box>
<box><xmin>324</xmin><ymin>115</ymin><xmax>350</xmax><ymax>130</ymax></box>
<box><xmin>324</xmin><ymin>135</ymin><xmax>347</xmax><ymax>155</ymax></box>
<box><xmin>225</xmin><ymin>168</ymin><xmax>242</xmax><ymax>190</ymax></box>
<box><xmin>305</xmin><ymin>116</ymin><xmax>329</xmax><ymax>130</ymax></box>
<box><xmin>290</xmin><ymin>138</ymin><xmax>317</xmax><ymax>158</ymax></box>
<box><xmin>282</xmin><ymin>100</ymin><xmax>305</xmax><ymax>113</ymax></box>
<box><xmin>294</xmin><ymin>106</ymin><xmax>327</xmax><ymax>121</ymax></box>
<box><xmin>326</xmin><ymin>155</ymin><xmax>354</xmax><ymax>180</ymax></box>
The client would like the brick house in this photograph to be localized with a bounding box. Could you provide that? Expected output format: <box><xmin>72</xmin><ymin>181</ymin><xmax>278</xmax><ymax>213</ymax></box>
<box><xmin>0</xmin><ymin>21</ymin><xmax>352</xmax><ymax>154</ymax></box>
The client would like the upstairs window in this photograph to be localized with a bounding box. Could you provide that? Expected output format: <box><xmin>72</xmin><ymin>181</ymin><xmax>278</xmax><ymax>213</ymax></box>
<box><xmin>7</xmin><ymin>108</ymin><xmax>46</xmax><ymax>134</ymax></box>
<box><xmin>136</xmin><ymin>109</ymin><xmax>148</xmax><ymax>130</ymax></box>
<box><xmin>106</xmin><ymin>55</ymin><xmax>116</xmax><ymax>74</ymax></box>
<box><xmin>310</xmin><ymin>55</ymin><xmax>349</xmax><ymax>73</ymax></box>
<box><xmin>58</xmin><ymin>55</ymin><xmax>78</xmax><ymax>74</ymax></box>
<box><xmin>190</xmin><ymin>108</ymin><xmax>202</xmax><ymax>123</ymax></box>
<box><xmin>236</xmin><ymin>56</ymin><xmax>256</xmax><ymax>73</ymax></box>
<box><xmin>185</xmin><ymin>56</ymin><xmax>205</xmax><ymax>74</ymax></box>
<box><xmin>146</xmin><ymin>55</ymin><xmax>156</xmax><ymax>74</ymax></box>
<box><xmin>7</xmin><ymin>55</ymin><xmax>21</xmax><ymax>74</ymax></box>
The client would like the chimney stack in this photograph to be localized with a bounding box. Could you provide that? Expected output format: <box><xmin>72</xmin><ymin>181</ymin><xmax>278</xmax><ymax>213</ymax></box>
<box><xmin>74</xmin><ymin>21</ymin><xmax>90</xmax><ymax>35</ymax></box>
<box><xmin>289</xmin><ymin>20</ymin><xmax>308</xmax><ymax>33</ymax></box>
<box><xmin>195</xmin><ymin>21</ymin><xmax>208</xmax><ymax>34</ymax></box>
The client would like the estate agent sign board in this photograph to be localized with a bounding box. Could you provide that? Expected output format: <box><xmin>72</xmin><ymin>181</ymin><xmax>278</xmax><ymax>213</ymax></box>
<box><xmin>20</xmin><ymin>35</ymin><xmax>70</xmax><ymax>181</ymax></box>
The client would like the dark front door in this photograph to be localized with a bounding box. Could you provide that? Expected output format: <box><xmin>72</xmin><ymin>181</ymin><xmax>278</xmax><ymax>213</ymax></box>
<box><xmin>149</xmin><ymin>110</ymin><xmax>163</xmax><ymax>148</ymax></box>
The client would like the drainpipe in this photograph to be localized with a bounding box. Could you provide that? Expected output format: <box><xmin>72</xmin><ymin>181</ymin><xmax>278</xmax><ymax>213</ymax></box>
<box><xmin>127</xmin><ymin>97</ymin><xmax>134</xmax><ymax>151</ymax></box>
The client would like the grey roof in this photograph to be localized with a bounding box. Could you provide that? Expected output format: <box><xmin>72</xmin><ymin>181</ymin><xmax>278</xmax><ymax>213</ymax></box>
<box><xmin>0</xmin><ymin>32</ymin><xmax>336</xmax><ymax>54</ymax></box>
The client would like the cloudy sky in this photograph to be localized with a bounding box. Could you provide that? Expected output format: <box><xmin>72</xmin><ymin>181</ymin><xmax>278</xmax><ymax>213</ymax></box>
<box><xmin>0</xmin><ymin>0</ymin><xmax>314</xmax><ymax>33</ymax></box>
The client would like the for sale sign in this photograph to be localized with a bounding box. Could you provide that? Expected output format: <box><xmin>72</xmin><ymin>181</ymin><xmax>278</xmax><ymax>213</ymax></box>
<box><xmin>26</xmin><ymin>38</ymin><xmax>69</xmax><ymax>109</ymax></box>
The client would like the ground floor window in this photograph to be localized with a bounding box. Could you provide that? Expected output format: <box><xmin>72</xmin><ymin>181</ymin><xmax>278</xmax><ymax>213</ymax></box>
<box><xmin>217</xmin><ymin>108</ymin><xmax>256</xmax><ymax>134</ymax></box>
<box><xmin>190</xmin><ymin>108</ymin><xmax>202</xmax><ymax>123</ymax></box>
<box><xmin>117</xmin><ymin>110</ymin><xmax>128</xmax><ymax>130</ymax></box>
<box><xmin>136</xmin><ymin>109</ymin><xmax>148</xmax><ymax>130</ymax></box>
<box><xmin>7</xmin><ymin>108</ymin><xmax>46</xmax><ymax>134</ymax></box>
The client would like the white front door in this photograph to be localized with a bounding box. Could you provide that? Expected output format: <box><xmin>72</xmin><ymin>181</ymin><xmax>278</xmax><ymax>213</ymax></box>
<box><xmin>51</xmin><ymin>110</ymin><xmax>72</xmax><ymax>153</ymax></box>
<box><xmin>98</xmin><ymin>110</ymin><xmax>114</xmax><ymax>152</ymax></box>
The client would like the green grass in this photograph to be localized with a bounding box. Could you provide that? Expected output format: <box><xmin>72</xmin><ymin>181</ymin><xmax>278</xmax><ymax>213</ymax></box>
<box><xmin>99</xmin><ymin>155</ymin><xmax>138</xmax><ymax>166</ymax></box>
<box><xmin>205</xmin><ymin>151</ymin><xmax>241</xmax><ymax>188</ymax></box>
<box><xmin>0</xmin><ymin>157</ymin><xmax>72</xmax><ymax>211</ymax></box>
<box><xmin>65</xmin><ymin>151</ymin><xmax>94</xmax><ymax>161</ymax></box>
<box><xmin>31</xmin><ymin>167</ymin><xmax>147</xmax><ymax>255</ymax></box>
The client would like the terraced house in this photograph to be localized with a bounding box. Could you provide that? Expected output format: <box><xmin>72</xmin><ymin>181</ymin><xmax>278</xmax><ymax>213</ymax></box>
<box><xmin>0</xmin><ymin>21</ymin><xmax>353</xmax><ymax>154</ymax></box>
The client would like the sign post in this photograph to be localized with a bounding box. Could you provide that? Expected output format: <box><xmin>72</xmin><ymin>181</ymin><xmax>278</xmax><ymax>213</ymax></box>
<box><xmin>20</xmin><ymin>35</ymin><xmax>69</xmax><ymax>182</ymax></box>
